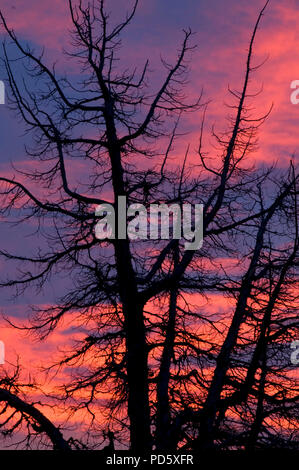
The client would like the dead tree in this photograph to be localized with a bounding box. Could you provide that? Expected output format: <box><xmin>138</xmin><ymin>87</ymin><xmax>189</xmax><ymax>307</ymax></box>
<box><xmin>0</xmin><ymin>0</ymin><xmax>297</xmax><ymax>452</ymax></box>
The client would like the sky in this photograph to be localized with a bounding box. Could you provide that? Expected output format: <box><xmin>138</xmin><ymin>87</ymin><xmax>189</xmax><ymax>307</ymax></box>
<box><xmin>0</xmin><ymin>0</ymin><xmax>298</xmax><ymax>446</ymax></box>
<box><xmin>1</xmin><ymin>0</ymin><xmax>299</xmax><ymax>164</ymax></box>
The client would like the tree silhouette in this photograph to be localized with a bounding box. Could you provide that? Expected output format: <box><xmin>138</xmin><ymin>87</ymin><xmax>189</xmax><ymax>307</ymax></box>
<box><xmin>0</xmin><ymin>0</ymin><xmax>297</xmax><ymax>452</ymax></box>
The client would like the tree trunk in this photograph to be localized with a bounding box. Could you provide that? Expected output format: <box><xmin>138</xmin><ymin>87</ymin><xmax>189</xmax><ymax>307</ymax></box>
<box><xmin>104</xmin><ymin>100</ymin><xmax>151</xmax><ymax>452</ymax></box>
<box><xmin>115</xmin><ymin>239</ymin><xmax>151</xmax><ymax>453</ymax></box>
<box><xmin>156</xmin><ymin>287</ymin><xmax>177</xmax><ymax>451</ymax></box>
<box><xmin>198</xmin><ymin>216</ymin><xmax>268</xmax><ymax>449</ymax></box>
<box><xmin>246</xmin><ymin>351</ymin><xmax>267</xmax><ymax>450</ymax></box>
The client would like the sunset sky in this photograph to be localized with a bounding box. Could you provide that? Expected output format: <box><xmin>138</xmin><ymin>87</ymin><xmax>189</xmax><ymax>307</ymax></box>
<box><xmin>0</xmin><ymin>0</ymin><xmax>298</xmax><ymax>446</ymax></box>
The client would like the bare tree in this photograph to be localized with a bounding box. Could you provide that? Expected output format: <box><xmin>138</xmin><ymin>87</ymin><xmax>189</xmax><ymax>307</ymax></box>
<box><xmin>0</xmin><ymin>0</ymin><xmax>297</xmax><ymax>452</ymax></box>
